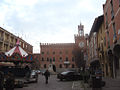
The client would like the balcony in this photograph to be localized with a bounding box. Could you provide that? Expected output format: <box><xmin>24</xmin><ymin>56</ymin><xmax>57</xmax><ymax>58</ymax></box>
<box><xmin>4</xmin><ymin>40</ymin><xmax>9</xmax><ymax>44</ymax></box>
<box><xmin>0</xmin><ymin>37</ymin><xmax>4</xmax><ymax>42</ymax></box>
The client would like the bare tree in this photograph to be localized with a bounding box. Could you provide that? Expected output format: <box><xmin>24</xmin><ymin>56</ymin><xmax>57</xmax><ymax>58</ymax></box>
<box><xmin>73</xmin><ymin>45</ymin><xmax>86</xmax><ymax>69</ymax></box>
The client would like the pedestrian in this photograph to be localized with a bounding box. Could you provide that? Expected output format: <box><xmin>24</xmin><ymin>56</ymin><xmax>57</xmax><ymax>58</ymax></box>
<box><xmin>5</xmin><ymin>71</ymin><xmax>15</xmax><ymax>90</ymax></box>
<box><xmin>0</xmin><ymin>71</ymin><xmax>4</xmax><ymax>90</ymax></box>
<box><xmin>44</xmin><ymin>69</ymin><xmax>50</xmax><ymax>84</ymax></box>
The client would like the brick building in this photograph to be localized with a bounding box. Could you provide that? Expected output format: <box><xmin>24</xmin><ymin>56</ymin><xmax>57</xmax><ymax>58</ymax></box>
<box><xmin>33</xmin><ymin>53</ymin><xmax>40</xmax><ymax>69</ymax></box>
<box><xmin>40</xmin><ymin>24</ymin><xmax>88</xmax><ymax>71</ymax></box>
<box><xmin>103</xmin><ymin>0</ymin><xmax>120</xmax><ymax>78</ymax></box>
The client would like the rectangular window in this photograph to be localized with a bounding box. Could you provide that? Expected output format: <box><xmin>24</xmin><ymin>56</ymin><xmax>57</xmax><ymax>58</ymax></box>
<box><xmin>59</xmin><ymin>57</ymin><xmax>62</xmax><ymax>62</ymax></box>
<box><xmin>42</xmin><ymin>52</ymin><xmax>44</xmax><ymax>54</ymax></box>
<box><xmin>53</xmin><ymin>57</ymin><xmax>55</xmax><ymax>62</ymax></box>
<box><xmin>47</xmin><ymin>57</ymin><xmax>49</xmax><ymax>61</ymax></box>
<box><xmin>113</xmin><ymin>23</ymin><xmax>117</xmax><ymax>36</ymax></box>
<box><xmin>110</xmin><ymin>0</ymin><xmax>114</xmax><ymax>20</ymax></box>
<box><xmin>42</xmin><ymin>57</ymin><xmax>44</xmax><ymax>61</ymax></box>
<box><xmin>112</xmin><ymin>23</ymin><xmax>117</xmax><ymax>43</ymax></box>
<box><xmin>72</xmin><ymin>57</ymin><xmax>74</xmax><ymax>62</ymax></box>
<box><xmin>47</xmin><ymin>51</ymin><xmax>49</xmax><ymax>55</ymax></box>
<box><xmin>53</xmin><ymin>51</ymin><xmax>55</xmax><ymax>54</ymax></box>
<box><xmin>59</xmin><ymin>51</ymin><xmax>62</xmax><ymax>54</ymax></box>
<box><xmin>50</xmin><ymin>58</ymin><xmax>52</xmax><ymax>63</ymax></box>
<box><xmin>107</xmin><ymin>31</ymin><xmax>110</xmax><ymax>48</ymax></box>
<box><xmin>119</xmin><ymin>0</ymin><xmax>120</xmax><ymax>6</ymax></box>
<box><xmin>105</xmin><ymin>12</ymin><xmax>108</xmax><ymax>29</ymax></box>
<box><xmin>66</xmin><ymin>57</ymin><xmax>68</xmax><ymax>61</ymax></box>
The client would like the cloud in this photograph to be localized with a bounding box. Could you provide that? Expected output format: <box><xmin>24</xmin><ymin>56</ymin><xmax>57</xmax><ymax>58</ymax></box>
<box><xmin>0</xmin><ymin>0</ymin><xmax>106</xmax><ymax>53</ymax></box>
<box><xmin>4</xmin><ymin>0</ymin><xmax>38</xmax><ymax>6</ymax></box>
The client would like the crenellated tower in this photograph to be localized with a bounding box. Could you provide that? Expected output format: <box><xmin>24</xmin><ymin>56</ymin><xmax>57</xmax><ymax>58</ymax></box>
<box><xmin>74</xmin><ymin>23</ymin><xmax>86</xmax><ymax>48</ymax></box>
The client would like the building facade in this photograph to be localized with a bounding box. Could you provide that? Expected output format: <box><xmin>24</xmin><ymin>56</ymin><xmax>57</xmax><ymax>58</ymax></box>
<box><xmin>33</xmin><ymin>53</ymin><xmax>40</xmax><ymax>69</ymax></box>
<box><xmin>40</xmin><ymin>43</ymin><xmax>75</xmax><ymax>70</ymax></box>
<box><xmin>88</xmin><ymin>18</ymin><xmax>100</xmax><ymax>72</ymax></box>
<box><xmin>40</xmin><ymin>24</ymin><xmax>88</xmax><ymax>71</ymax></box>
<box><xmin>96</xmin><ymin>15</ymin><xmax>109</xmax><ymax>77</ymax></box>
<box><xmin>0</xmin><ymin>27</ymin><xmax>33</xmax><ymax>54</ymax></box>
<box><xmin>103</xmin><ymin>0</ymin><xmax>120</xmax><ymax>78</ymax></box>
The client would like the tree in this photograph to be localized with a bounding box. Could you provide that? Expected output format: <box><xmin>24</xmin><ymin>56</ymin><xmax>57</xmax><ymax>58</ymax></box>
<box><xmin>73</xmin><ymin>45</ymin><xmax>86</xmax><ymax>69</ymax></box>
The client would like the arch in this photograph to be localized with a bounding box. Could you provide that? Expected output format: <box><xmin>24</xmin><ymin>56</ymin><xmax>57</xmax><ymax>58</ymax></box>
<box><xmin>107</xmin><ymin>49</ymin><xmax>113</xmax><ymax>55</ymax></box>
<box><xmin>113</xmin><ymin>44</ymin><xmax>120</xmax><ymax>58</ymax></box>
<box><xmin>53</xmin><ymin>65</ymin><xmax>56</xmax><ymax>72</ymax></box>
<box><xmin>44</xmin><ymin>64</ymin><xmax>46</xmax><ymax>68</ymax></box>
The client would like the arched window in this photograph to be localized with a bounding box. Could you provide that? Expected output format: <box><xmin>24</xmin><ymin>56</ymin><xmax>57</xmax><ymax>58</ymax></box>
<box><xmin>44</xmin><ymin>64</ymin><xmax>46</xmax><ymax>68</ymax></box>
<box><xmin>59</xmin><ymin>64</ymin><xmax>62</xmax><ymax>68</ymax></box>
<box><xmin>59</xmin><ymin>57</ymin><xmax>62</xmax><ymax>62</ymax></box>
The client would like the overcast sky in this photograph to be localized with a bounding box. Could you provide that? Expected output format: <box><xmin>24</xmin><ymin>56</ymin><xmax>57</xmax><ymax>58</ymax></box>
<box><xmin>0</xmin><ymin>0</ymin><xmax>106</xmax><ymax>53</ymax></box>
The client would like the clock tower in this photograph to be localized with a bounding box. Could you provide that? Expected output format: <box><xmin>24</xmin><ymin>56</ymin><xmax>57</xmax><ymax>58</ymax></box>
<box><xmin>74</xmin><ymin>23</ymin><xmax>87</xmax><ymax>48</ymax></box>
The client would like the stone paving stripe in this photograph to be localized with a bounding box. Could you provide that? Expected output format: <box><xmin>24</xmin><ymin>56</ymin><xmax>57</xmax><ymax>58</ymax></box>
<box><xmin>72</xmin><ymin>81</ymin><xmax>84</xmax><ymax>90</ymax></box>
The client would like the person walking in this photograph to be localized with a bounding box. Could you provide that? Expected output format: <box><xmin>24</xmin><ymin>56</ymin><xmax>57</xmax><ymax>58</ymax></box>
<box><xmin>44</xmin><ymin>69</ymin><xmax>50</xmax><ymax>84</ymax></box>
<box><xmin>0</xmin><ymin>71</ymin><xmax>4</xmax><ymax>90</ymax></box>
<box><xmin>5</xmin><ymin>71</ymin><xmax>15</xmax><ymax>90</ymax></box>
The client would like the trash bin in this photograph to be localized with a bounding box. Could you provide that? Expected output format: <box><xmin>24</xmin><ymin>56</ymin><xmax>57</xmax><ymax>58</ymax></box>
<box><xmin>92</xmin><ymin>74</ymin><xmax>102</xmax><ymax>90</ymax></box>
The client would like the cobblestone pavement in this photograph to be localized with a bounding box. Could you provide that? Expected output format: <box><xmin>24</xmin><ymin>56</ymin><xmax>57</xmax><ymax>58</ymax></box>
<box><xmin>80</xmin><ymin>77</ymin><xmax>120</xmax><ymax>90</ymax></box>
<box><xmin>14</xmin><ymin>75</ymin><xmax>73</xmax><ymax>90</ymax></box>
<box><xmin>72</xmin><ymin>81</ymin><xmax>84</xmax><ymax>90</ymax></box>
<box><xmin>6</xmin><ymin>74</ymin><xmax>120</xmax><ymax>90</ymax></box>
<box><xmin>102</xmin><ymin>77</ymin><xmax>120</xmax><ymax>90</ymax></box>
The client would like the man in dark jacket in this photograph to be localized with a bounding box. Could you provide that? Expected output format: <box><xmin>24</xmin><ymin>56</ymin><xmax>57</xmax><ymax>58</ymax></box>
<box><xmin>0</xmin><ymin>71</ymin><xmax>4</xmax><ymax>90</ymax></box>
<box><xmin>44</xmin><ymin>69</ymin><xmax>50</xmax><ymax>84</ymax></box>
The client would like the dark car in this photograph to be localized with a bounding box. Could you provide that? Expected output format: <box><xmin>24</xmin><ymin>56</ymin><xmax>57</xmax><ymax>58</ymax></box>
<box><xmin>57</xmin><ymin>71</ymin><xmax>82</xmax><ymax>81</ymax></box>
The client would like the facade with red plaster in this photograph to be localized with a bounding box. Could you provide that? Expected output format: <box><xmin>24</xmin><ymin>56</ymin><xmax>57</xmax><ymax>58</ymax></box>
<box><xmin>40</xmin><ymin>24</ymin><xmax>88</xmax><ymax>70</ymax></box>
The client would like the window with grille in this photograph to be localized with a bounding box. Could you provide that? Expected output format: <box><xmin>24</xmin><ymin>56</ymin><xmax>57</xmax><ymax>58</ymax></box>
<box><xmin>110</xmin><ymin>0</ymin><xmax>114</xmax><ymax>20</ymax></box>
<box><xmin>47</xmin><ymin>57</ymin><xmax>49</xmax><ymax>61</ymax></box>
<box><xmin>42</xmin><ymin>57</ymin><xmax>44</xmax><ymax>61</ymax></box>
<box><xmin>59</xmin><ymin>57</ymin><xmax>62</xmax><ymax>62</ymax></box>
<box><xmin>66</xmin><ymin>57</ymin><xmax>68</xmax><ymax>61</ymax></box>
<box><xmin>53</xmin><ymin>57</ymin><xmax>55</xmax><ymax>62</ymax></box>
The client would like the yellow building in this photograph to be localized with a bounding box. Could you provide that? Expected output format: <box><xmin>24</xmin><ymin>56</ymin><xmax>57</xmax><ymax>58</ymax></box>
<box><xmin>97</xmin><ymin>15</ymin><xmax>110</xmax><ymax>77</ymax></box>
<box><xmin>0</xmin><ymin>27</ymin><xmax>33</xmax><ymax>54</ymax></box>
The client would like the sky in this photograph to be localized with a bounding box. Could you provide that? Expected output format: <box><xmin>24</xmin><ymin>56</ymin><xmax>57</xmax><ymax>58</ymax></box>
<box><xmin>0</xmin><ymin>0</ymin><xmax>106</xmax><ymax>53</ymax></box>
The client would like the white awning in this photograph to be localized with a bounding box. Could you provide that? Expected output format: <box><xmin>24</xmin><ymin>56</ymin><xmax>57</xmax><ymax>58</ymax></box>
<box><xmin>64</xmin><ymin>61</ymin><xmax>70</xmax><ymax>64</ymax></box>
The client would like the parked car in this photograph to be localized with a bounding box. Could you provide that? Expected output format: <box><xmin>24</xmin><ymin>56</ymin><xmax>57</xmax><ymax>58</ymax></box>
<box><xmin>57</xmin><ymin>71</ymin><xmax>83</xmax><ymax>81</ymax></box>
<box><xmin>35</xmin><ymin>70</ymin><xmax>41</xmax><ymax>74</ymax></box>
<box><xmin>27</xmin><ymin>70</ymin><xmax>38</xmax><ymax>83</ymax></box>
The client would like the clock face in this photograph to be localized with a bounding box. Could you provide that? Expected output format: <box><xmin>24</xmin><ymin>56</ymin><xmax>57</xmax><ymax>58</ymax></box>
<box><xmin>79</xmin><ymin>42</ymin><xmax>84</xmax><ymax>48</ymax></box>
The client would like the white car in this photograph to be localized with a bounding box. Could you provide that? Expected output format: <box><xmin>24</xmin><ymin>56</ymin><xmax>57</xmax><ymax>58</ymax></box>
<box><xmin>26</xmin><ymin>70</ymin><xmax>38</xmax><ymax>83</ymax></box>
